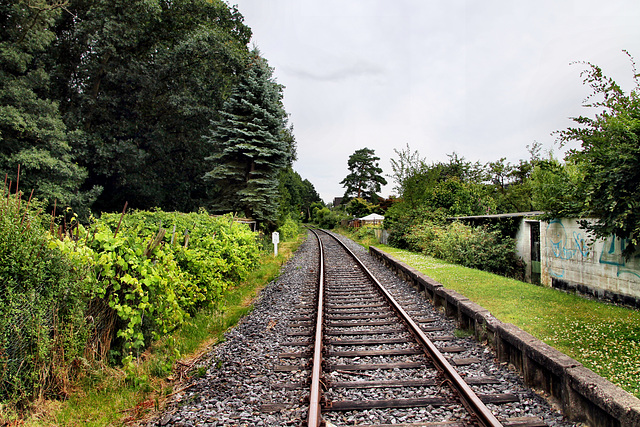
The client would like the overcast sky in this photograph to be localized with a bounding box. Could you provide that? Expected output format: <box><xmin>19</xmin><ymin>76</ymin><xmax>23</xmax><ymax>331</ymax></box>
<box><xmin>230</xmin><ymin>0</ymin><xmax>640</xmax><ymax>203</ymax></box>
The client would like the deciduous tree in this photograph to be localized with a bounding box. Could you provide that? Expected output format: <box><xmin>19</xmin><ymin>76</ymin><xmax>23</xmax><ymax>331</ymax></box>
<box><xmin>48</xmin><ymin>0</ymin><xmax>251</xmax><ymax>212</ymax></box>
<box><xmin>0</xmin><ymin>0</ymin><xmax>95</xmax><ymax>209</ymax></box>
<box><xmin>557</xmin><ymin>55</ymin><xmax>640</xmax><ymax>256</ymax></box>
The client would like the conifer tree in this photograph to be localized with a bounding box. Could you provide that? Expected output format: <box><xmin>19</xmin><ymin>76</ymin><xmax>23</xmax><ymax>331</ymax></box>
<box><xmin>341</xmin><ymin>148</ymin><xmax>387</xmax><ymax>202</ymax></box>
<box><xmin>204</xmin><ymin>50</ymin><xmax>292</xmax><ymax>223</ymax></box>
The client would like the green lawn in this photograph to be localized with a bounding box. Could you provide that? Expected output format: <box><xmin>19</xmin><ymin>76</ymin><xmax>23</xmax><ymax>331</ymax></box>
<box><xmin>376</xmin><ymin>245</ymin><xmax>640</xmax><ymax>399</ymax></box>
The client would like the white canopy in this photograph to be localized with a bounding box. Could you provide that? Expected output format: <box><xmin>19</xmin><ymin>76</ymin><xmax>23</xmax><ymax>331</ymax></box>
<box><xmin>359</xmin><ymin>213</ymin><xmax>384</xmax><ymax>221</ymax></box>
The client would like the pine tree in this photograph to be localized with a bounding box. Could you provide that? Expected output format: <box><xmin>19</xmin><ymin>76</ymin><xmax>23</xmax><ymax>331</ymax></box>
<box><xmin>204</xmin><ymin>51</ymin><xmax>291</xmax><ymax>223</ymax></box>
<box><xmin>341</xmin><ymin>148</ymin><xmax>387</xmax><ymax>202</ymax></box>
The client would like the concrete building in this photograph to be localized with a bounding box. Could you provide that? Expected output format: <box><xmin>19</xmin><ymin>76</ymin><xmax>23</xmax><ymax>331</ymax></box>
<box><xmin>455</xmin><ymin>213</ymin><xmax>640</xmax><ymax>308</ymax></box>
<box><xmin>536</xmin><ymin>217</ymin><xmax>640</xmax><ymax>307</ymax></box>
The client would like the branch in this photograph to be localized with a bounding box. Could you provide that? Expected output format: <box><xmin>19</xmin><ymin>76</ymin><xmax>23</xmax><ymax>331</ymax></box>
<box><xmin>19</xmin><ymin>1</ymin><xmax>70</xmax><ymax>43</ymax></box>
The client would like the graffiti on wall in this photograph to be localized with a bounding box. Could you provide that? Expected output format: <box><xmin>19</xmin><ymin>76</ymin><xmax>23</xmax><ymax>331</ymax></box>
<box><xmin>546</xmin><ymin>220</ymin><xmax>640</xmax><ymax>278</ymax></box>
<box><xmin>599</xmin><ymin>235</ymin><xmax>640</xmax><ymax>278</ymax></box>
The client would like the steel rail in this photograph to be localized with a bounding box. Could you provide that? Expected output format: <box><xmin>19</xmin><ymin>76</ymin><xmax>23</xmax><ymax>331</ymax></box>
<box><xmin>307</xmin><ymin>229</ymin><xmax>325</xmax><ymax>427</ymax></box>
<box><xmin>320</xmin><ymin>230</ymin><xmax>504</xmax><ymax>427</ymax></box>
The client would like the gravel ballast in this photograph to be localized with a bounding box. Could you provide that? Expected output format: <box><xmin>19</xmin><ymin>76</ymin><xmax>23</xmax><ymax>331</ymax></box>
<box><xmin>145</xmin><ymin>231</ymin><xmax>577</xmax><ymax>426</ymax></box>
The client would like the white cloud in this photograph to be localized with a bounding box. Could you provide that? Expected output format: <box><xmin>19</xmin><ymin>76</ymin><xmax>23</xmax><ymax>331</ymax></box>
<box><xmin>233</xmin><ymin>0</ymin><xmax>640</xmax><ymax>202</ymax></box>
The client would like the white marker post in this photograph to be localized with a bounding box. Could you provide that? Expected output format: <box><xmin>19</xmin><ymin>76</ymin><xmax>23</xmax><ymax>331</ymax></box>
<box><xmin>272</xmin><ymin>231</ymin><xmax>280</xmax><ymax>257</ymax></box>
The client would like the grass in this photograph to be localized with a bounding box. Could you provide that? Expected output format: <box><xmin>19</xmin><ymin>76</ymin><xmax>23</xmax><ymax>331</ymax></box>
<box><xmin>14</xmin><ymin>233</ymin><xmax>305</xmax><ymax>426</ymax></box>
<box><xmin>377</xmin><ymin>244</ymin><xmax>640</xmax><ymax>399</ymax></box>
<box><xmin>334</xmin><ymin>225</ymin><xmax>381</xmax><ymax>250</ymax></box>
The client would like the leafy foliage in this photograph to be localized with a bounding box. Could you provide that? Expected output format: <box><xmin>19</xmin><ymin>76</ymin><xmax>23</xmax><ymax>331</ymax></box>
<box><xmin>277</xmin><ymin>167</ymin><xmax>322</xmax><ymax>223</ymax></box>
<box><xmin>2</xmin><ymin>0</ymin><xmax>313</xmax><ymax>225</ymax></box>
<box><xmin>382</xmin><ymin>200</ymin><xmax>523</xmax><ymax>278</ymax></box>
<box><xmin>46</xmin><ymin>0</ymin><xmax>252</xmax><ymax>213</ymax></box>
<box><xmin>556</xmin><ymin>55</ymin><xmax>640</xmax><ymax>257</ymax></box>
<box><xmin>345</xmin><ymin>197</ymin><xmax>378</xmax><ymax>217</ymax></box>
<box><xmin>0</xmin><ymin>185</ymin><xmax>91</xmax><ymax>403</ymax></box>
<box><xmin>404</xmin><ymin>219</ymin><xmax>524</xmax><ymax>279</ymax></box>
<box><xmin>389</xmin><ymin>144</ymin><xmax>545</xmax><ymax>216</ymax></box>
<box><xmin>87</xmin><ymin>210</ymin><xmax>259</xmax><ymax>357</ymax></box>
<box><xmin>311</xmin><ymin>205</ymin><xmax>350</xmax><ymax>229</ymax></box>
<box><xmin>277</xmin><ymin>216</ymin><xmax>301</xmax><ymax>241</ymax></box>
<box><xmin>0</xmin><ymin>0</ymin><xmax>95</xmax><ymax>211</ymax></box>
<box><xmin>0</xmin><ymin>190</ymin><xmax>260</xmax><ymax>403</ymax></box>
<box><xmin>530</xmin><ymin>155</ymin><xmax>585</xmax><ymax>217</ymax></box>
<box><xmin>389</xmin><ymin>147</ymin><xmax>495</xmax><ymax>216</ymax></box>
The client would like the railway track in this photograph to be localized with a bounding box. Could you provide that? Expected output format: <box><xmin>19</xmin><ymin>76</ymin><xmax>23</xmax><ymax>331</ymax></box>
<box><xmin>271</xmin><ymin>230</ymin><xmax>549</xmax><ymax>426</ymax></box>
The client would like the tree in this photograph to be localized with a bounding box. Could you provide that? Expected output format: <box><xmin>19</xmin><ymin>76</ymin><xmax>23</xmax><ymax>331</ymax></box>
<box><xmin>203</xmin><ymin>50</ymin><xmax>292</xmax><ymax>224</ymax></box>
<box><xmin>0</xmin><ymin>0</ymin><xmax>95</xmax><ymax>210</ymax></box>
<box><xmin>340</xmin><ymin>148</ymin><xmax>387</xmax><ymax>202</ymax></box>
<box><xmin>345</xmin><ymin>198</ymin><xmax>376</xmax><ymax>217</ymax></box>
<box><xmin>556</xmin><ymin>54</ymin><xmax>640</xmax><ymax>257</ymax></box>
<box><xmin>277</xmin><ymin>167</ymin><xmax>321</xmax><ymax>223</ymax></box>
<box><xmin>487</xmin><ymin>158</ymin><xmax>513</xmax><ymax>190</ymax></box>
<box><xmin>47</xmin><ymin>0</ymin><xmax>251</xmax><ymax>212</ymax></box>
<box><xmin>389</xmin><ymin>144</ymin><xmax>425</xmax><ymax>196</ymax></box>
<box><xmin>530</xmin><ymin>155</ymin><xmax>585</xmax><ymax>216</ymax></box>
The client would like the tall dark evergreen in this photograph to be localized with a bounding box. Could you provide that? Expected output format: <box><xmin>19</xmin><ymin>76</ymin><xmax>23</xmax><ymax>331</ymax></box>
<box><xmin>204</xmin><ymin>51</ymin><xmax>292</xmax><ymax>223</ymax></box>
<box><xmin>0</xmin><ymin>0</ymin><xmax>93</xmax><ymax>208</ymax></box>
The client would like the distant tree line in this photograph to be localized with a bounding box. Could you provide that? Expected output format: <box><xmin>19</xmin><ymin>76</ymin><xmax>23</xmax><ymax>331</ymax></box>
<box><xmin>0</xmin><ymin>0</ymin><xmax>320</xmax><ymax>227</ymax></box>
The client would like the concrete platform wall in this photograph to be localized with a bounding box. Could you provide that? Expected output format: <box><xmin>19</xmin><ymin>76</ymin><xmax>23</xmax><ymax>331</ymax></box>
<box><xmin>539</xmin><ymin>218</ymin><xmax>640</xmax><ymax>308</ymax></box>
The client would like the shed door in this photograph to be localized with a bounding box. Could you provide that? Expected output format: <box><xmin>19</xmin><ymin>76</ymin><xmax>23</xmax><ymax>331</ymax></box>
<box><xmin>530</xmin><ymin>221</ymin><xmax>541</xmax><ymax>284</ymax></box>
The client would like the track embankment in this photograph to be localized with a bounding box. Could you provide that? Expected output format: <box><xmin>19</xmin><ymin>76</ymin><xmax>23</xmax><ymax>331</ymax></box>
<box><xmin>144</xmin><ymin>232</ymin><xmax>581</xmax><ymax>426</ymax></box>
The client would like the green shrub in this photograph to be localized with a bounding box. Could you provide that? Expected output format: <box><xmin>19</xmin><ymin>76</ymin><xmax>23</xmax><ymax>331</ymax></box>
<box><xmin>384</xmin><ymin>204</ymin><xmax>446</xmax><ymax>249</ymax></box>
<box><xmin>0</xmin><ymin>196</ymin><xmax>262</xmax><ymax>405</ymax></box>
<box><xmin>405</xmin><ymin>220</ymin><xmax>524</xmax><ymax>279</ymax></box>
<box><xmin>278</xmin><ymin>216</ymin><xmax>300</xmax><ymax>241</ymax></box>
<box><xmin>337</xmin><ymin>224</ymin><xmax>381</xmax><ymax>249</ymax></box>
<box><xmin>87</xmin><ymin>211</ymin><xmax>260</xmax><ymax>358</ymax></box>
<box><xmin>0</xmin><ymin>191</ymin><xmax>90</xmax><ymax>403</ymax></box>
<box><xmin>312</xmin><ymin>206</ymin><xmax>350</xmax><ymax>229</ymax></box>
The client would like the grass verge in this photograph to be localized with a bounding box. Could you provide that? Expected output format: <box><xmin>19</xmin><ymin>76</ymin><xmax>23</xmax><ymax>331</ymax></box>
<box><xmin>334</xmin><ymin>225</ymin><xmax>381</xmax><ymax>250</ymax></box>
<box><xmin>15</xmin><ymin>234</ymin><xmax>306</xmax><ymax>426</ymax></box>
<box><xmin>377</xmin><ymin>244</ymin><xmax>640</xmax><ymax>399</ymax></box>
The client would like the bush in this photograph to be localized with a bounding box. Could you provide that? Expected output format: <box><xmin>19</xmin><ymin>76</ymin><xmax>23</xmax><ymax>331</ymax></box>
<box><xmin>87</xmin><ymin>210</ymin><xmax>260</xmax><ymax>358</ymax></box>
<box><xmin>0</xmin><ymin>200</ymin><xmax>262</xmax><ymax>405</ymax></box>
<box><xmin>338</xmin><ymin>224</ymin><xmax>381</xmax><ymax>249</ymax></box>
<box><xmin>384</xmin><ymin>203</ymin><xmax>446</xmax><ymax>249</ymax></box>
<box><xmin>404</xmin><ymin>219</ymin><xmax>524</xmax><ymax>279</ymax></box>
<box><xmin>311</xmin><ymin>206</ymin><xmax>349</xmax><ymax>229</ymax></box>
<box><xmin>0</xmin><ymin>190</ymin><xmax>90</xmax><ymax>403</ymax></box>
<box><xmin>278</xmin><ymin>216</ymin><xmax>300</xmax><ymax>241</ymax></box>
